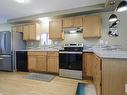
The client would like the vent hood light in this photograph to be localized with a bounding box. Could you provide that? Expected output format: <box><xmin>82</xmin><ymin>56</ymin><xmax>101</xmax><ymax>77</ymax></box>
<box><xmin>117</xmin><ymin>0</ymin><xmax>127</xmax><ymax>12</ymax></box>
<box><xmin>70</xmin><ymin>30</ymin><xmax>77</xmax><ymax>34</ymax></box>
<box><xmin>109</xmin><ymin>14</ymin><xmax>117</xmax><ymax>22</ymax></box>
<box><xmin>15</xmin><ymin>0</ymin><xmax>30</xmax><ymax>4</ymax></box>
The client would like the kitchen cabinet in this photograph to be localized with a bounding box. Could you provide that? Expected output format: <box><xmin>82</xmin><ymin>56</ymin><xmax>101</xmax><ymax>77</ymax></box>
<box><xmin>36</xmin><ymin>56</ymin><xmax>47</xmax><ymax>72</ymax></box>
<box><xmin>28</xmin><ymin>51</ymin><xmax>47</xmax><ymax>72</ymax></box>
<box><xmin>28</xmin><ymin>55</ymin><xmax>37</xmax><ymax>71</ymax></box>
<box><xmin>49</xmin><ymin>19</ymin><xmax>64</xmax><ymax>40</ymax></box>
<box><xmin>28</xmin><ymin>51</ymin><xmax>59</xmax><ymax>73</ymax></box>
<box><xmin>23</xmin><ymin>23</ymin><xmax>41</xmax><ymax>41</ymax></box>
<box><xmin>47</xmin><ymin>52</ymin><xmax>59</xmax><ymax>73</ymax></box>
<box><xmin>63</xmin><ymin>16</ymin><xmax>83</xmax><ymax>28</ymax></box>
<box><xmin>93</xmin><ymin>54</ymin><xmax>101</xmax><ymax>95</ymax></box>
<box><xmin>12</xmin><ymin>25</ymin><xmax>23</xmax><ymax>32</ymax></box>
<box><xmin>83</xmin><ymin>53</ymin><xmax>94</xmax><ymax>78</ymax></box>
<box><xmin>92</xmin><ymin>54</ymin><xmax>127</xmax><ymax>95</ymax></box>
<box><xmin>83</xmin><ymin>15</ymin><xmax>102</xmax><ymax>38</ymax></box>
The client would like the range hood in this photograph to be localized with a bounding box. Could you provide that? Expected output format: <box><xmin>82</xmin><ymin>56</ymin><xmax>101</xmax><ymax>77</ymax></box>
<box><xmin>64</xmin><ymin>27</ymin><xmax>83</xmax><ymax>34</ymax></box>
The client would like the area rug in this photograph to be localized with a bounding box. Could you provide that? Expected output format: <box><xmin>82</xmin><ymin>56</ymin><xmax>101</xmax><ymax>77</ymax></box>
<box><xmin>76</xmin><ymin>83</ymin><xmax>85</xmax><ymax>95</ymax></box>
<box><xmin>25</xmin><ymin>73</ymin><xmax>55</xmax><ymax>82</ymax></box>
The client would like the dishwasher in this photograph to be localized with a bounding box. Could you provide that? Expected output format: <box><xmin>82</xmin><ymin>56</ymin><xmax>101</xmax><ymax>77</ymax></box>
<box><xmin>16</xmin><ymin>51</ymin><xmax>28</xmax><ymax>72</ymax></box>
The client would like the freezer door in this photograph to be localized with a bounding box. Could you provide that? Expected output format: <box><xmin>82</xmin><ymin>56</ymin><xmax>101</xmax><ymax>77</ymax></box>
<box><xmin>0</xmin><ymin>55</ymin><xmax>12</xmax><ymax>71</ymax></box>
<box><xmin>12</xmin><ymin>32</ymin><xmax>26</xmax><ymax>51</ymax></box>
<box><xmin>0</xmin><ymin>31</ymin><xmax>11</xmax><ymax>55</ymax></box>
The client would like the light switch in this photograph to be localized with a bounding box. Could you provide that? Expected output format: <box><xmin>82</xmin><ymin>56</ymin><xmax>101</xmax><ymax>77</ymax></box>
<box><xmin>125</xmin><ymin>84</ymin><xmax>127</xmax><ymax>94</ymax></box>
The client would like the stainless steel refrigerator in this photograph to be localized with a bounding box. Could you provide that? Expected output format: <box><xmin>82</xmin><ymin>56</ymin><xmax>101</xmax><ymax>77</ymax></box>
<box><xmin>0</xmin><ymin>31</ymin><xmax>26</xmax><ymax>71</ymax></box>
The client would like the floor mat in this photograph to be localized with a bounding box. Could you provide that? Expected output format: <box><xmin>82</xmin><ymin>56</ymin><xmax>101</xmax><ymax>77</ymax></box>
<box><xmin>25</xmin><ymin>73</ymin><xmax>55</xmax><ymax>82</ymax></box>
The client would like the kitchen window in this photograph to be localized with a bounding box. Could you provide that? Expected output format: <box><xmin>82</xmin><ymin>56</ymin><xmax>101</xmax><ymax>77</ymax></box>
<box><xmin>40</xmin><ymin>33</ymin><xmax>52</xmax><ymax>46</ymax></box>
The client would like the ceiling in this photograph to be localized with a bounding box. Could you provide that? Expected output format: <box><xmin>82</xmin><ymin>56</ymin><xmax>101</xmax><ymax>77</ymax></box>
<box><xmin>0</xmin><ymin>0</ymin><xmax>106</xmax><ymax>23</ymax></box>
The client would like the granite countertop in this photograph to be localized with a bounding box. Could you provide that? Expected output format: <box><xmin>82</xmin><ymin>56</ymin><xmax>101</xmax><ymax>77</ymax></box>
<box><xmin>94</xmin><ymin>50</ymin><xmax>127</xmax><ymax>59</ymax></box>
<box><xmin>15</xmin><ymin>48</ymin><xmax>127</xmax><ymax>59</ymax></box>
<box><xmin>83</xmin><ymin>49</ymin><xmax>127</xmax><ymax>59</ymax></box>
<box><xmin>15</xmin><ymin>49</ymin><xmax>59</xmax><ymax>52</ymax></box>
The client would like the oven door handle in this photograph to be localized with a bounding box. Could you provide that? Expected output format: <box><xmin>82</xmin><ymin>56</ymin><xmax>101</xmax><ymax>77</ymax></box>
<box><xmin>59</xmin><ymin>51</ymin><xmax>82</xmax><ymax>54</ymax></box>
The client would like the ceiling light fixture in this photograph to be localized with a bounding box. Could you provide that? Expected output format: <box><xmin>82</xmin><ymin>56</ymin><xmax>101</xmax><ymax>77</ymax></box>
<box><xmin>15</xmin><ymin>0</ymin><xmax>30</xmax><ymax>4</ymax></box>
<box><xmin>117</xmin><ymin>0</ymin><xmax>127</xmax><ymax>12</ymax></box>
<box><xmin>109</xmin><ymin>14</ymin><xmax>118</xmax><ymax>22</ymax></box>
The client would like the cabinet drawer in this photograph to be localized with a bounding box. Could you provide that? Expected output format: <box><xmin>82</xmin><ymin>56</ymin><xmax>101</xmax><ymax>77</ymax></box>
<box><xmin>28</xmin><ymin>51</ymin><xmax>47</xmax><ymax>56</ymax></box>
<box><xmin>47</xmin><ymin>51</ymin><xmax>59</xmax><ymax>56</ymax></box>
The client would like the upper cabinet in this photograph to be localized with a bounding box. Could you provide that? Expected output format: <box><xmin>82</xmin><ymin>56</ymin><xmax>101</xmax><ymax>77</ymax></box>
<box><xmin>63</xmin><ymin>16</ymin><xmax>83</xmax><ymax>28</ymax></box>
<box><xmin>23</xmin><ymin>23</ymin><xmax>41</xmax><ymax>41</ymax></box>
<box><xmin>49</xmin><ymin>19</ymin><xmax>64</xmax><ymax>40</ymax></box>
<box><xmin>12</xmin><ymin>25</ymin><xmax>23</xmax><ymax>32</ymax></box>
<box><xmin>12</xmin><ymin>23</ymin><xmax>41</xmax><ymax>41</ymax></box>
<box><xmin>83</xmin><ymin>15</ymin><xmax>102</xmax><ymax>38</ymax></box>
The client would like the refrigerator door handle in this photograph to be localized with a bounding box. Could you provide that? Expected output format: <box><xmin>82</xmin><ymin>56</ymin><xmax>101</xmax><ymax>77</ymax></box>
<box><xmin>4</xmin><ymin>33</ymin><xmax>6</xmax><ymax>52</ymax></box>
<box><xmin>0</xmin><ymin>58</ymin><xmax>4</xmax><ymax>60</ymax></box>
<box><xmin>0</xmin><ymin>55</ymin><xmax>11</xmax><ymax>57</ymax></box>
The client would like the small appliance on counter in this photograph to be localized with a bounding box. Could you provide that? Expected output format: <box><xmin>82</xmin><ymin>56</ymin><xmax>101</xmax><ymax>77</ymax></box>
<box><xmin>59</xmin><ymin>43</ymin><xmax>83</xmax><ymax>80</ymax></box>
<box><xmin>0</xmin><ymin>31</ymin><xmax>26</xmax><ymax>71</ymax></box>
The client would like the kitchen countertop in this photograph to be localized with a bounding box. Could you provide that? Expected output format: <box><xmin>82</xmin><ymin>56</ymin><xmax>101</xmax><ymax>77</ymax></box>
<box><xmin>15</xmin><ymin>49</ymin><xmax>127</xmax><ymax>59</ymax></box>
<box><xmin>15</xmin><ymin>49</ymin><xmax>59</xmax><ymax>52</ymax></box>
<box><xmin>83</xmin><ymin>49</ymin><xmax>127</xmax><ymax>59</ymax></box>
<box><xmin>94</xmin><ymin>50</ymin><xmax>127</xmax><ymax>59</ymax></box>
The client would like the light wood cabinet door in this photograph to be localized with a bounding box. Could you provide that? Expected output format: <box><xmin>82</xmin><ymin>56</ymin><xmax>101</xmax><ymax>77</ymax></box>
<box><xmin>93</xmin><ymin>54</ymin><xmax>101</xmax><ymax>95</ymax></box>
<box><xmin>29</xmin><ymin>24</ymin><xmax>36</xmax><ymax>40</ymax></box>
<box><xmin>23</xmin><ymin>25</ymin><xmax>29</xmax><ymax>40</ymax></box>
<box><xmin>47</xmin><ymin>56</ymin><xmax>59</xmax><ymax>73</ymax></box>
<box><xmin>73</xmin><ymin>16</ymin><xmax>83</xmax><ymax>27</ymax></box>
<box><xmin>63</xmin><ymin>17</ymin><xmax>73</xmax><ymax>28</ymax></box>
<box><xmin>49</xmin><ymin>19</ymin><xmax>64</xmax><ymax>40</ymax></box>
<box><xmin>83</xmin><ymin>53</ymin><xmax>94</xmax><ymax>77</ymax></box>
<box><xmin>12</xmin><ymin>25</ymin><xmax>23</xmax><ymax>32</ymax></box>
<box><xmin>37</xmin><ymin>56</ymin><xmax>47</xmax><ymax>72</ymax></box>
<box><xmin>23</xmin><ymin>23</ymin><xmax>40</xmax><ymax>41</ymax></box>
<box><xmin>28</xmin><ymin>55</ymin><xmax>37</xmax><ymax>71</ymax></box>
<box><xmin>83</xmin><ymin>15</ymin><xmax>102</xmax><ymax>38</ymax></box>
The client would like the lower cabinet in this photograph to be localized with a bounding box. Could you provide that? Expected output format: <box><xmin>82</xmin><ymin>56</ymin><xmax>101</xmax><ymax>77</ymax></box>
<box><xmin>36</xmin><ymin>56</ymin><xmax>47</xmax><ymax>72</ymax></box>
<box><xmin>28</xmin><ymin>55</ymin><xmax>37</xmax><ymax>71</ymax></box>
<box><xmin>47</xmin><ymin>52</ymin><xmax>59</xmax><ymax>73</ymax></box>
<box><xmin>28</xmin><ymin>51</ymin><xmax>59</xmax><ymax>74</ymax></box>
<box><xmin>93</xmin><ymin>54</ymin><xmax>101</xmax><ymax>95</ymax></box>
<box><xmin>83</xmin><ymin>53</ymin><xmax>94</xmax><ymax>78</ymax></box>
<box><xmin>83</xmin><ymin>52</ymin><xmax>102</xmax><ymax>95</ymax></box>
<box><xmin>83</xmin><ymin>52</ymin><xmax>127</xmax><ymax>95</ymax></box>
<box><xmin>28</xmin><ymin>51</ymin><xmax>47</xmax><ymax>72</ymax></box>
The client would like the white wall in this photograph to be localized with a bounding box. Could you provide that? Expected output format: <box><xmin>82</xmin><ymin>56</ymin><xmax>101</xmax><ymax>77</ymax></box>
<box><xmin>0</xmin><ymin>23</ymin><xmax>11</xmax><ymax>31</ymax></box>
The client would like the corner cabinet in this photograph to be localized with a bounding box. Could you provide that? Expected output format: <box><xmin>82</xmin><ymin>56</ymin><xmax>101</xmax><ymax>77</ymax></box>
<box><xmin>23</xmin><ymin>23</ymin><xmax>41</xmax><ymax>41</ymax></box>
<box><xmin>83</xmin><ymin>15</ymin><xmax>102</xmax><ymax>38</ymax></box>
<box><xmin>83</xmin><ymin>53</ymin><xmax>94</xmax><ymax>78</ymax></box>
<box><xmin>49</xmin><ymin>19</ymin><xmax>64</xmax><ymax>40</ymax></box>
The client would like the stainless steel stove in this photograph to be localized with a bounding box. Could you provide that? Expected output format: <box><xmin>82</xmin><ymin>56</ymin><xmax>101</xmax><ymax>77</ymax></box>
<box><xmin>59</xmin><ymin>43</ymin><xmax>83</xmax><ymax>80</ymax></box>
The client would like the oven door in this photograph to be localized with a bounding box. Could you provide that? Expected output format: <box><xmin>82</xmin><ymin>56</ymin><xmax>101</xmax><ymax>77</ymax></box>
<box><xmin>59</xmin><ymin>52</ymin><xmax>82</xmax><ymax>71</ymax></box>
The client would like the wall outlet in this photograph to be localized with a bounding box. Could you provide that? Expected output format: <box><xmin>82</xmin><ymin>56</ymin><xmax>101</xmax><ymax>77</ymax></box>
<box><xmin>125</xmin><ymin>84</ymin><xmax>127</xmax><ymax>94</ymax></box>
